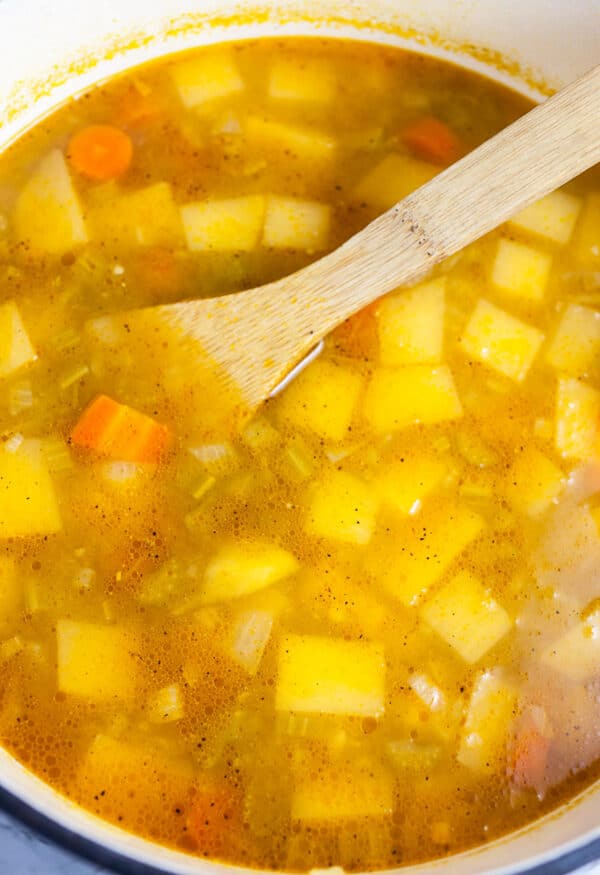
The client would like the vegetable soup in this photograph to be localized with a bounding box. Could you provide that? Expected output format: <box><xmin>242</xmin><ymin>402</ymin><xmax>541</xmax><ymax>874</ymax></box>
<box><xmin>0</xmin><ymin>37</ymin><xmax>599</xmax><ymax>871</ymax></box>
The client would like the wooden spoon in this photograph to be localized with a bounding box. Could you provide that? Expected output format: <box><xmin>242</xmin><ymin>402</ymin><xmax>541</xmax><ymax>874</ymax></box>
<box><xmin>128</xmin><ymin>64</ymin><xmax>600</xmax><ymax>419</ymax></box>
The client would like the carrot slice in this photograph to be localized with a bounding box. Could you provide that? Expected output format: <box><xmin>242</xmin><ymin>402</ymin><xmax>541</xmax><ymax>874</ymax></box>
<box><xmin>511</xmin><ymin>724</ymin><xmax>552</xmax><ymax>790</ymax></box>
<box><xmin>71</xmin><ymin>394</ymin><xmax>171</xmax><ymax>463</ymax></box>
<box><xmin>67</xmin><ymin>125</ymin><xmax>133</xmax><ymax>181</ymax></box>
<box><xmin>403</xmin><ymin>116</ymin><xmax>462</xmax><ymax>166</ymax></box>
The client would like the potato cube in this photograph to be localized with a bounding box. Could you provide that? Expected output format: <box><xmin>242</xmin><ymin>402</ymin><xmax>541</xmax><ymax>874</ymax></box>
<box><xmin>541</xmin><ymin>610</ymin><xmax>600</xmax><ymax>681</ymax></box>
<box><xmin>57</xmin><ymin>620</ymin><xmax>138</xmax><ymax>700</ymax></box>
<box><xmin>508</xmin><ymin>190</ymin><xmax>581</xmax><ymax>244</ymax></box>
<box><xmin>505</xmin><ymin>446</ymin><xmax>565</xmax><ymax>516</ymax></box>
<box><xmin>457</xmin><ymin>669</ymin><xmax>517</xmax><ymax>772</ymax></box>
<box><xmin>262</xmin><ymin>195</ymin><xmax>330</xmax><ymax>251</ymax></box>
<box><xmin>13</xmin><ymin>150</ymin><xmax>88</xmax><ymax>254</ymax></box>
<box><xmin>364</xmin><ymin>365</ymin><xmax>463</xmax><ymax>434</ymax></box>
<box><xmin>459</xmin><ymin>299</ymin><xmax>544</xmax><ymax>382</ymax></box>
<box><xmin>353</xmin><ymin>153</ymin><xmax>438</xmax><ymax>210</ymax></box>
<box><xmin>377</xmin><ymin>278</ymin><xmax>446</xmax><ymax>365</ymax></box>
<box><xmin>555</xmin><ymin>377</ymin><xmax>600</xmax><ymax>460</ymax></box>
<box><xmin>180</xmin><ymin>196</ymin><xmax>265</xmax><ymax>252</ymax></box>
<box><xmin>545</xmin><ymin>304</ymin><xmax>600</xmax><ymax>377</ymax></box>
<box><xmin>89</xmin><ymin>182</ymin><xmax>184</xmax><ymax>248</ymax></box>
<box><xmin>491</xmin><ymin>239</ymin><xmax>551</xmax><ymax>302</ymax></box>
<box><xmin>0</xmin><ymin>301</ymin><xmax>37</xmax><ymax>379</ymax></box>
<box><xmin>171</xmin><ymin>49</ymin><xmax>244</xmax><ymax>107</ymax></box>
<box><xmin>201</xmin><ymin>541</ymin><xmax>299</xmax><ymax>604</ymax></box>
<box><xmin>245</xmin><ymin>116</ymin><xmax>335</xmax><ymax>161</ymax></box>
<box><xmin>421</xmin><ymin>571</ymin><xmax>512</xmax><ymax>664</ymax></box>
<box><xmin>375</xmin><ymin>452</ymin><xmax>448</xmax><ymax>515</ymax></box>
<box><xmin>268</xmin><ymin>57</ymin><xmax>336</xmax><ymax>103</ymax></box>
<box><xmin>305</xmin><ymin>470</ymin><xmax>378</xmax><ymax>545</ymax></box>
<box><xmin>572</xmin><ymin>192</ymin><xmax>600</xmax><ymax>262</ymax></box>
<box><xmin>77</xmin><ymin>734</ymin><xmax>192</xmax><ymax>820</ymax></box>
<box><xmin>0</xmin><ymin>558</ymin><xmax>19</xmax><ymax>627</ymax></box>
<box><xmin>378</xmin><ymin>500</ymin><xmax>484</xmax><ymax>605</ymax></box>
<box><xmin>0</xmin><ymin>439</ymin><xmax>61</xmax><ymax>538</ymax></box>
<box><xmin>292</xmin><ymin>759</ymin><xmax>392</xmax><ymax>821</ymax></box>
<box><xmin>276</xmin><ymin>634</ymin><xmax>385</xmax><ymax>716</ymax></box>
<box><xmin>276</xmin><ymin>358</ymin><xmax>362</xmax><ymax>441</ymax></box>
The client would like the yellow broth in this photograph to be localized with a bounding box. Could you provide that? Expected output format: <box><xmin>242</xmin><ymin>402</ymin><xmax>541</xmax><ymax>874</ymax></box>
<box><xmin>0</xmin><ymin>37</ymin><xmax>599</xmax><ymax>871</ymax></box>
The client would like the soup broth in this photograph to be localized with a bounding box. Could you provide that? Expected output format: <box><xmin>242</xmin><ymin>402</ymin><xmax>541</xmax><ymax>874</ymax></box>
<box><xmin>0</xmin><ymin>37</ymin><xmax>599</xmax><ymax>871</ymax></box>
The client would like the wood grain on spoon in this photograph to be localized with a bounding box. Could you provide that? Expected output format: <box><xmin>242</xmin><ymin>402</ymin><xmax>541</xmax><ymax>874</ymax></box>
<box><xmin>130</xmin><ymin>64</ymin><xmax>600</xmax><ymax>417</ymax></box>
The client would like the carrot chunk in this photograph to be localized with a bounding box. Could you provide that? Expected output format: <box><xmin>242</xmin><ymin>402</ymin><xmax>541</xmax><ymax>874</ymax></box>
<box><xmin>67</xmin><ymin>125</ymin><xmax>133</xmax><ymax>181</ymax></box>
<box><xmin>403</xmin><ymin>116</ymin><xmax>462</xmax><ymax>166</ymax></box>
<box><xmin>511</xmin><ymin>723</ymin><xmax>552</xmax><ymax>790</ymax></box>
<box><xmin>331</xmin><ymin>301</ymin><xmax>379</xmax><ymax>359</ymax></box>
<box><xmin>187</xmin><ymin>782</ymin><xmax>242</xmax><ymax>856</ymax></box>
<box><xmin>71</xmin><ymin>395</ymin><xmax>171</xmax><ymax>463</ymax></box>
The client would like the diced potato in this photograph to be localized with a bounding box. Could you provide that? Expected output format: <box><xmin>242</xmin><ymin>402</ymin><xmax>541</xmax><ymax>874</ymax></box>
<box><xmin>180</xmin><ymin>196</ymin><xmax>265</xmax><ymax>252</ymax></box>
<box><xmin>508</xmin><ymin>190</ymin><xmax>581</xmax><ymax>244</ymax></box>
<box><xmin>505</xmin><ymin>446</ymin><xmax>565</xmax><ymax>516</ymax></box>
<box><xmin>305</xmin><ymin>470</ymin><xmax>378</xmax><ymax>545</ymax></box>
<box><xmin>268</xmin><ymin>57</ymin><xmax>336</xmax><ymax>103</ymax></box>
<box><xmin>364</xmin><ymin>365</ymin><xmax>463</xmax><ymax>434</ymax></box>
<box><xmin>421</xmin><ymin>571</ymin><xmax>512</xmax><ymax>664</ymax></box>
<box><xmin>276</xmin><ymin>634</ymin><xmax>385</xmax><ymax>716</ymax></box>
<box><xmin>77</xmin><ymin>734</ymin><xmax>192</xmax><ymax>818</ymax></box>
<box><xmin>541</xmin><ymin>610</ymin><xmax>600</xmax><ymax>681</ymax></box>
<box><xmin>378</xmin><ymin>500</ymin><xmax>484</xmax><ymax>605</ymax></box>
<box><xmin>374</xmin><ymin>452</ymin><xmax>448</xmax><ymax>515</ymax></box>
<box><xmin>572</xmin><ymin>192</ymin><xmax>600</xmax><ymax>262</ymax></box>
<box><xmin>13</xmin><ymin>150</ymin><xmax>88</xmax><ymax>254</ymax></box>
<box><xmin>377</xmin><ymin>278</ymin><xmax>446</xmax><ymax>365</ymax></box>
<box><xmin>0</xmin><ymin>301</ymin><xmax>37</xmax><ymax>379</ymax></box>
<box><xmin>292</xmin><ymin>759</ymin><xmax>392</xmax><ymax>820</ymax></box>
<box><xmin>457</xmin><ymin>669</ymin><xmax>517</xmax><ymax>772</ymax></box>
<box><xmin>171</xmin><ymin>49</ymin><xmax>244</xmax><ymax>107</ymax></box>
<box><xmin>555</xmin><ymin>377</ymin><xmax>600</xmax><ymax>460</ymax></box>
<box><xmin>353</xmin><ymin>153</ymin><xmax>438</xmax><ymax>210</ymax></box>
<box><xmin>459</xmin><ymin>299</ymin><xmax>544</xmax><ymax>382</ymax></box>
<box><xmin>545</xmin><ymin>304</ymin><xmax>600</xmax><ymax>376</ymax></box>
<box><xmin>262</xmin><ymin>195</ymin><xmax>330</xmax><ymax>251</ymax></box>
<box><xmin>491</xmin><ymin>239</ymin><xmax>551</xmax><ymax>302</ymax></box>
<box><xmin>88</xmin><ymin>182</ymin><xmax>184</xmax><ymax>248</ymax></box>
<box><xmin>245</xmin><ymin>116</ymin><xmax>335</xmax><ymax>161</ymax></box>
<box><xmin>0</xmin><ymin>439</ymin><xmax>61</xmax><ymax>538</ymax></box>
<box><xmin>56</xmin><ymin>619</ymin><xmax>138</xmax><ymax>700</ymax></box>
<box><xmin>276</xmin><ymin>358</ymin><xmax>362</xmax><ymax>441</ymax></box>
<box><xmin>0</xmin><ymin>558</ymin><xmax>19</xmax><ymax>626</ymax></box>
<box><xmin>201</xmin><ymin>541</ymin><xmax>299</xmax><ymax>604</ymax></box>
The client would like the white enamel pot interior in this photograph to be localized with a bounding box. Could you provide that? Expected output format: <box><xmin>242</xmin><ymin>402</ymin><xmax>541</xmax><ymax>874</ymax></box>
<box><xmin>0</xmin><ymin>1</ymin><xmax>598</xmax><ymax>874</ymax></box>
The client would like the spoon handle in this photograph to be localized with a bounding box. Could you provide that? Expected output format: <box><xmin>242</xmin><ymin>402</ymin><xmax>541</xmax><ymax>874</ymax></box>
<box><xmin>284</xmin><ymin>63</ymin><xmax>600</xmax><ymax>332</ymax></box>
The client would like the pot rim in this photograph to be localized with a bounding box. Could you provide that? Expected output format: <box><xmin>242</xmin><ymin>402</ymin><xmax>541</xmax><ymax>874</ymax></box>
<box><xmin>1</xmin><ymin>782</ymin><xmax>599</xmax><ymax>875</ymax></box>
<box><xmin>0</xmin><ymin>5</ymin><xmax>598</xmax><ymax>875</ymax></box>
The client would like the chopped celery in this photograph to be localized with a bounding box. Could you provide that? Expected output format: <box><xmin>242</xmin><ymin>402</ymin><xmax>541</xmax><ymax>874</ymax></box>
<box><xmin>59</xmin><ymin>364</ymin><xmax>89</xmax><ymax>391</ymax></box>
<box><xmin>192</xmin><ymin>474</ymin><xmax>217</xmax><ymax>502</ymax></box>
<box><xmin>229</xmin><ymin>609</ymin><xmax>274</xmax><ymax>674</ymax></box>
<box><xmin>280</xmin><ymin>436</ymin><xmax>315</xmax><ymax>482</ymax></box>
<box><xmin>386</xmin><ymin>739</ymin><xmax>442</xmax><ymax>771</ymax></box>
